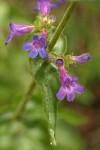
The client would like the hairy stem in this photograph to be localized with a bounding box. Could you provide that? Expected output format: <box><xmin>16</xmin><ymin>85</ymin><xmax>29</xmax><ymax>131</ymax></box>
<box><xmin>15</xmin><ymin>80</ymin><xmax>36</xmax><ymax>119</ymax></box>
<box><xmin>48</xmin><ymin>2</ymin><xmax>77</xmax><ymax>51</ymax></box>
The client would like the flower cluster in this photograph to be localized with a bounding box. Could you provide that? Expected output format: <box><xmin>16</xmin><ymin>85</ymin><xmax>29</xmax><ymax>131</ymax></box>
<box><xmin>5</xmin><ymin>0</ymin><xmax>60</xmax><ymax>58</ymax></box>
<box><xmin>56</xmin><ymin>56</ymin><xmax>90</xmax><ymax>102</ymax></box>
<box><xmin>5</xmin><ymin>0</ymin><xmax>91</xmax><ymax>102</ymax></box>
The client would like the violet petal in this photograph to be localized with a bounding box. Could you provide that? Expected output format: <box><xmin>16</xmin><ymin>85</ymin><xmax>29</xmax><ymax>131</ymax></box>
<box><xmin>56</xmin><ymin>86</ymin><xmax>66</xmax><ymax>101</ymax></box>
<box><xmin>67</xmin><ymin>91</ymin><xmax>75</xmax><ymax>102</ymax></box>
<box><xmin>74</xmin><ymin>84</ymin><xmax>84</xmax><ymax>94</ymax></box>
<box><xmin>72</xmin><ymin>77</ymin><xmax>78</xmax><ymax>82</ymax></box>
<box><xmin>22</xmin><ymin>42</ymin><xmax>33</xmax><ymax>51</ymax></box>
<box><xmin>5</xmin><ymin>33</ymin><xmax>15</xmax><ymax>45</ymax></box>
<box><xmin>39</xmin><ymin>48</ymin><xmax>48</xmax><ymax>58</ymax></box>
<box><xmin>29</xmin><ymin>49</ymin><xmax>38</xmax><ymax>58</ymax></box>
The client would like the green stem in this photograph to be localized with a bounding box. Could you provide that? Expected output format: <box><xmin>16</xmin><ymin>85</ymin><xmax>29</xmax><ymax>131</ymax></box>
<box><xmin>15</xmin><ymin>80</ymin><xmax>36</xmax><ymax>119</ymax></box>
<box><xmin>48</xmin><ymin>2</ymin><xmax>77</xmax><ymax>51</ymax></box>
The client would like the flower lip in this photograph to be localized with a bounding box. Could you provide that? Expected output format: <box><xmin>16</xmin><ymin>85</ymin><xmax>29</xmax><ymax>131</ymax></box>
<box><xmin>33</xmin><ymin>40</ymin><xmax>43</xmax><ymax>49</ymax></box>
<box><xmin>32</xmin><ymin>35</ymin><xmax>45</xmax><ymax>49</ymax></box>
<box><xmin>32</xmin><ymin>36</ymin><xmax>46</xmax><ymax>49</ymax></box>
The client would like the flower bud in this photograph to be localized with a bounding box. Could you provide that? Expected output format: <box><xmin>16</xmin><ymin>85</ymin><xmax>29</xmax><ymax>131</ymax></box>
<box><xmin>71</xmin><ymin>53</ymin><xmax>91</xmax><ymax>64</ymax></box>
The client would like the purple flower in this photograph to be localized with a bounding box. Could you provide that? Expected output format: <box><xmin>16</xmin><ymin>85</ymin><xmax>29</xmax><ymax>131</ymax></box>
<box><xmin>36</xmin><ymin>0</ymin><xmax>51</xmax><ymax>16</ymax></box>
<box><xmin>22</xmin><ymin>32</ymin><xmax>48</xmax><ymax>59</ymax></box>
<box><xmin>56</xmin><ymin>59</ymin><xmax>84</xmax><ymax>102</ymax></box>
<box><xmin>71</xmin><ymin>53</ymin><xmax>91</xmax><ymax>64</ymax></box>
<box><xmin>34</xmin><ymin>0</ymin><xmax>59</xmax><ymax>17</ymax></box>
<box><xmin>5</xmin><ymin>21</ymin><xmax>33</xmax><ymax>45</ymax></box>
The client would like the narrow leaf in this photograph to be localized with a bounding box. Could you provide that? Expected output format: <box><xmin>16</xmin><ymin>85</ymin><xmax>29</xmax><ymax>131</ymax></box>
<box><xmin>30</xmin><ymin>58</ymin><xmax>59</xmax><ymax>145</ymax></box>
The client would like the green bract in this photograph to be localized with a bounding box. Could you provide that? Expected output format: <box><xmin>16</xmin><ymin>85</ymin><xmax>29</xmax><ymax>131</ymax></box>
<box><xmin>52</xmin><ymin>34</ymin><xmax>67</xmax><ymax>55</ymax></box>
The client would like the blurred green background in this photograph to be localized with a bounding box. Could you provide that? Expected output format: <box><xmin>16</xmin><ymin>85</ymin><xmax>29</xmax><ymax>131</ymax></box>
<box><xmin>0</xmin><ymin>0</ymin><xmax>100</xmax><ymax>150</ymax></box>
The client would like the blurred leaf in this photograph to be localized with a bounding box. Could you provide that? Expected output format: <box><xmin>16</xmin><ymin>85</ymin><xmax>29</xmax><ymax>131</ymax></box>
<box><xmin>0</xmin><ymin>2</ymin><xmax>9</xmax><ymax>28</ymax></box>
<box><xmin>30</xmin><ymin>58</ymin><xmax>59</xmax><ymax>145</ymax></box>
<box><xmin>0</xmin><ymin>120</ymin><xmax>52</xmax><ymax>150</ymax></box>
<box><xmin>56</xmin><ymin>120</ymin><xmax>86</xmax><ymax>150</ymax></box>
<box><xmin>76</xmin><ymin>89</ymin><xmax>93</xmax><ymax>106</ymax></box>
<box><xmin>58</xmin><ymin>108</ymin><xmax>87</xmax><ymax>125</ymax></box>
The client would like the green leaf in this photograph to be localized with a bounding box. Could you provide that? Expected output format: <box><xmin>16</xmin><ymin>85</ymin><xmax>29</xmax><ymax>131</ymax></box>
<box><xmin>30</xmin><ymin>58</ymin><xmax>59</xmax><ymax>146</ymax></box>
<box><xmin>52</xmin><ymin>34</ymin><xmax>67</xmax><ymax>55</ymax></box>
<box><xmin>48</xmin><ymin>27</ymin><xmax>67</xmax><ymax>55</ymax></box>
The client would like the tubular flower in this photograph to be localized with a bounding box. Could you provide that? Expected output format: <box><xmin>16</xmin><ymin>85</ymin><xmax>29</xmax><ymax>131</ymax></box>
<box><xmin>56</xmin><ymin>59</ymin><xmax>84</xmax><ymax>102</ymax></box>
<box><xmin>71</xmin><ymin>53</ymin><xmax>91</xmax><ymax>64</ymax></box>
<box><xmin>5</xmin><ymin>21</ymin><xmax>34</xmax><ymax>45</ymax></box>
<box><xmin>22</xmin><ymin>32</ymin><xmax>48</xmax><ymax>59</ymax></box>
<box><xmin>34</xmin><ymin>0</ymin><xmax>59</xmax><ymax>17</ymax></box>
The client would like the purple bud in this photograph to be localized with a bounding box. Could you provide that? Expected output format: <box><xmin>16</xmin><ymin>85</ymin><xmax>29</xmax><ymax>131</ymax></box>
<box><xmin>5</xmin><ymin>21</ymin><xmax>33</xmax><ymax>45</ymax></box>
<box><xmin>36</xmin><ymin>0</ymin><xmax>51</xmax><ymax>16</ymax></box>
<box><xmin>34</xmin><ymin>0</ymin><xmax>59</xmax><ymax>16</ymax></box>
<box><xmin>56</xmin><ymin>59</ymin><xmax>64</xmax><ymax>67</ymax></box>
<box><xmin>71</xmin><ymin>53</ymin><xmax>91</xmax><ymax>64</ymax></box>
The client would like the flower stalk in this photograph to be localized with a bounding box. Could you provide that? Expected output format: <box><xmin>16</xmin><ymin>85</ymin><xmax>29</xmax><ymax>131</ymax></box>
<box><xmin>15</xmin><ymin>80</ymin><xmax>36</xmax><ymax>119</ymax></box>
<box><xmin>48</xmin><ymin>2</ymin><xmax>77</xmax><ymax>51</ymax></box>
